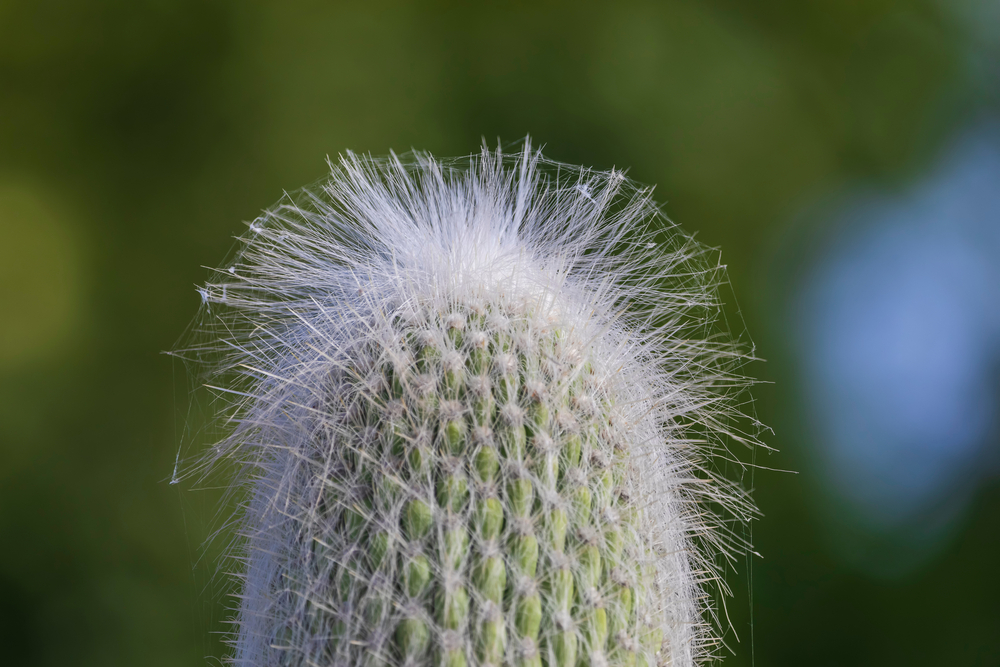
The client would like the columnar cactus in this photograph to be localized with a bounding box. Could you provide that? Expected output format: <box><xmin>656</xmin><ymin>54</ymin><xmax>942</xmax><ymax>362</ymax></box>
<box><xmin>184</xmin><ymin>143</ymin><xmax>759</xmax><ymax>667</ymax></box>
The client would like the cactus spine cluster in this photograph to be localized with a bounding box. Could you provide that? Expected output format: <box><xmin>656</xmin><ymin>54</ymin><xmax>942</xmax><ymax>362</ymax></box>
<box><xmin>308</xmin><ymin>303</ymin><xmax>663</xmax><ymax>667</ymax></box>
<box><xmin>184</xmin><ymin>144</ymin><xmax>758</xmax><ymax>667</ymax></box>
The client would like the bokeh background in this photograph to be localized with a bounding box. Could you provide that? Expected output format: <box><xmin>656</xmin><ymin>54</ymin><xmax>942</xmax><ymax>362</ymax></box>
<box><xmin>2</xmin><ymin>1</ymin><xmax>999</xmax><ymax>665</ymax></box>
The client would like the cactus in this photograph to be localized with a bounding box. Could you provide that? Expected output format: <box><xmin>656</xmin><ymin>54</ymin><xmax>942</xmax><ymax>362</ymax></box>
<box><xmin>182</xmin><ymin>143</ymin><xmax>759</xmax><ymax>667</ymax></box>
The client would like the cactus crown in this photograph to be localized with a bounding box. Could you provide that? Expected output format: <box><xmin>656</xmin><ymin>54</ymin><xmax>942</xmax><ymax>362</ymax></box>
<box><xmin>181</xmin><ymin>142</ymin><xmax>759</xmax><ymax>667</ymax></box>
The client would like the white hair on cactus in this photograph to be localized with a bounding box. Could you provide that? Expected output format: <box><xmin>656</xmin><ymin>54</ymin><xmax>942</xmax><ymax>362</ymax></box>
<box><xmin>178</xmin><ymin>140</ymin><xmax>761</xmax><ymax>667</ymax></box>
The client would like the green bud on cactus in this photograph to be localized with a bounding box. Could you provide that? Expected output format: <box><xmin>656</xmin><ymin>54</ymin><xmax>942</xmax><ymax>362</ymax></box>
<box><xmin>182</xmin><ymin>141</ymin><xmax>762</xmax><ymax>666</ymax></box>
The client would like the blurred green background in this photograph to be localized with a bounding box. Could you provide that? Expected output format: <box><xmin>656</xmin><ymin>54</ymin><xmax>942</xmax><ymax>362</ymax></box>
<box><xmin>2</xmin><ymin>1</ymin><xmax>999</xmax><ymax>665</ymax></box>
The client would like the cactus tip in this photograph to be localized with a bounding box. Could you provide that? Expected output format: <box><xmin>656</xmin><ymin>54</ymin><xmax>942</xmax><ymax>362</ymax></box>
<box><xmin>180</xmin><ymin>139</ymin><xmax>763</xmax><ymax>666</ymax></box>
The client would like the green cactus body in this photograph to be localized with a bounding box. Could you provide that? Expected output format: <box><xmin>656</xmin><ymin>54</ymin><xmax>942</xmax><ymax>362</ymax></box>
<box><xmin>190</xmin><ymin>145</ymin><xmax>760</xmax><ymax>667</ymax></box>
<box><xmin>296</xmin><ymin>304</ymin><xmax>660</xmax><ymax>667</ymax></box>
